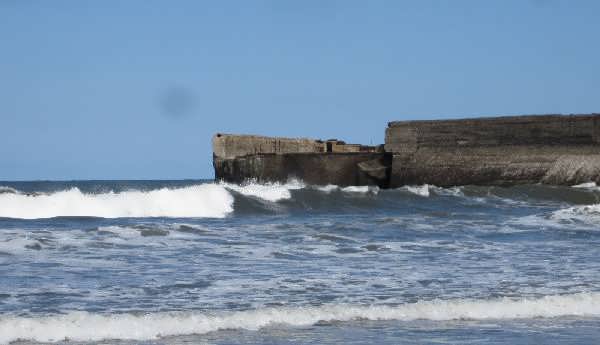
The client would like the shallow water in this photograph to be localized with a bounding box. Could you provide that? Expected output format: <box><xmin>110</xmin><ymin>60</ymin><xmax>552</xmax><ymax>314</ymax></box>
<box><xmin>1</xmin><ymin>180</ymin><xmax>600</xmax><ymax>344</ymax></box>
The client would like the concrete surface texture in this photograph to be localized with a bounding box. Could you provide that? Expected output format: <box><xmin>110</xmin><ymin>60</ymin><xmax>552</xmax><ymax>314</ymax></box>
<box><xmin>213</xmin><ymin>134</ymin><xmax>386</xmax><ymax>186</ymax></box>
<box><xmin>214</xmin><ymin>152</ymin><xmax>386</xmax><ymax>187</ymax></box>
<box><xmin>213</xmin><ymin>134</ymin><xmax>324</xmax><ymax>160</ymax></box>
<box><xmin>213</xmin><ymin>114</ymin><xmax>600</xmax><ymax>187</ymax></box>
<box><xmin>386</xmin><ymin>114</ymin><xmax>600</xmax><ymax>187</ymax></box>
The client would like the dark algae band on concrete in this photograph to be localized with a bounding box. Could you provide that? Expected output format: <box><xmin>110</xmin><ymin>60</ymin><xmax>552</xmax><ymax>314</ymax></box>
<box><xmin>213</xmin><ymin>113</ymin><xmax>600</xmax><ymax>188</ymax></box>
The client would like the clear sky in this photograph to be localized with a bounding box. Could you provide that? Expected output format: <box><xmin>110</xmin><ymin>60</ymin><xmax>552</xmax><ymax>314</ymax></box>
<box><xmin>1</xmin><ymin>0</ymin><xmax>599</xmax><ymax>180</ymax></box>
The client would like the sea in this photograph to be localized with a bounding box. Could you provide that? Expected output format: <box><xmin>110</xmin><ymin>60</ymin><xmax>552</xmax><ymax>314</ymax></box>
<box><xmin>1</xmin><ymin>179</ymin><xmax>600</xmax><ymax>344</ymax></box>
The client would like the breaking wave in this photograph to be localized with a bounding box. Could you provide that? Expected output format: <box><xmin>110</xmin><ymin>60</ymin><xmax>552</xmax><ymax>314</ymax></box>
<box><xmin>1</xmin><ymin>293</ymin><xmax>599</xmax><ymax>344</ymax></box>
<box><xmin>399</xmin><ymin>184</ymin><xmax>432</xmax><ymax>197</ymax></box>
<box><xmin>0</xmin><ymin>185</ymin><xmax>234</xmax><ymax>219</ymax></box>
<box><xmin>0</xmin><ymin>181</ymin><xmax>386</xmax><ymax>219</ymax></box>
<box><xmin>221</xmin><ymin>179</ymin><xmax>305</xmax><ymax>202</ymax></box>
<box><xmin>0</xmin><ymin>186</ymin><xmax>18</xmax><ymax>194</ymax></box>
<box><xmin>551</xmin><ymin>203</ymin><xmax>600</xmax><ymax>225</ymax></box>
<box><xmin>572</xmin><ymin>182</ymin><xmax>600</xmax><ymax>190</ymax></box>
<box><xmin>3</xmin><ymin>180</ymin><xmax>600</xmax><ymax>219</ymax></box>
<box><xmin>340</xmin><ymin>185</ymin><xmax>379</xmax><ymax>194</ymax></box>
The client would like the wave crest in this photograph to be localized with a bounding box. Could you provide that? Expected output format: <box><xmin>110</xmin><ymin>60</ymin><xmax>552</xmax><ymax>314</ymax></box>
<box><xmin>0</xmin><ymin>185</ymin><xmax>233</xmax><ymax>219</ymax></box>
<box><xmin>1</xmin><ymin>293</ymin><xmax>599</xmax><ymax>344</ymax></box>
<box><xmin>0</xmin><ymin>186</ymin><xmax>18</xmax><ymax>194</ymax></box>
<box><xmin>220</xmin><ymin>179</ymin><xmax>305</xmax><ymax>202</ymax></box>
<box><xmin>551</xmin><ymin>203</ymin><xmax>600</xmax><ymax>225</ymax></box>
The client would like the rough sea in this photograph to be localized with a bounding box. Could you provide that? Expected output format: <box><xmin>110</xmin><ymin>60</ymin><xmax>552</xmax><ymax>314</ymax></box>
<box><xmin>1</xmin><ymin>179</ymin><xmax>600</xmax><ymax>344</ymax></box>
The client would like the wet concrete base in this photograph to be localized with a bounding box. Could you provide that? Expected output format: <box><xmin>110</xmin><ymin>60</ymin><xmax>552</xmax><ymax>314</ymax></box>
<box><xmin>214</xmin><ymin>153</ymin><xmax>389</xmax><ymax>187</ymax></box>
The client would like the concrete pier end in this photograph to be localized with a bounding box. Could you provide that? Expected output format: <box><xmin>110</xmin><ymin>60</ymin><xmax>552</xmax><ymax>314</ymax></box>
<box><xmin>212</xmin><ymin>134</ymin><xmax>386</xmax><ymax>187</ymax></box>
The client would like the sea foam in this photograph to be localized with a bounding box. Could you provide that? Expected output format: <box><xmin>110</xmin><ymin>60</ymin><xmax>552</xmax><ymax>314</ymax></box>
<box><xmin>0</xmin><ymin>184</ymin><xmax>233</xmax><ymax>219</ymax></box>
<box><xmin>402</xmin><ymin>184</ymin><xmax>431</xmax><ymax>197</ymax></box>
<box><xmin>572</xmin><ymin>182</ymin><xmax>599</xmax><ymax>190</ymax></box>
<box><xmin>1</xmin><ymin>293</ymin><xmax>599</xmax><ymax>344</ymax></box>
<box><xmin>0</xmin><ymin>186</ymin><xmax>18</xmax><ymax>194</ymax></box>
<box><xmin>341</xmin><ymin>185</ymin><xmax>379</xmax><ymax>194</ymax></box>
<box><xmin>551</xmin><ymin>203</ymin><xmax>600</xmax><ymax>225</ymax></box>
<box><xmin>313</xmin><ymin>185</ymin><xmax>379</xmax><ymax>194</ymax></box>
<box><xmin>220</xmin><ymin>179</ymin><xmax>304</xmax><ymax>202</ymax></box>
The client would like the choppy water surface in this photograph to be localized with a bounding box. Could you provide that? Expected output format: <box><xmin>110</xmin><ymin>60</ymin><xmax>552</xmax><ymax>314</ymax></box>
<box><xmin>1</xmin><ymin>180</ymin><xmax>600</xmax><ymax>344</ymax></box>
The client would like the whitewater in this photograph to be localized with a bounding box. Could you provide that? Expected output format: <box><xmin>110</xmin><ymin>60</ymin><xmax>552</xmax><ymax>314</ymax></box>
<box><xmin>2</xmin><ymin>179</ymin><xmax>600</xmax><ymax>344</ymax></box>
<box><xmin>2</xmin><ymin>293</ymin><xmax>600</xmax><ymax>344</ymax></box>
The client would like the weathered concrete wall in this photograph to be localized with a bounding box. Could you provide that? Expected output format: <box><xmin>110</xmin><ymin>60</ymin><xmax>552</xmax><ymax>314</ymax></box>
<box><xmin>331</xmin><ymin>142</ymin><xmax>361</xmax><ymax>153</ymax></box>
<box><xmin>214</xmin><ymin>114</ymin><xmax>600</xmax><ymax>188</ymax></box>
<box><xmin>214</xmin><ymin>153</ymin><xmax>388</xmax><ymax>187</ymax></box>
<box><xmin>213</xmin><ymin>134</ymin><xmax>324</xmax><ymax>159</ymax></box>
<box><xmin>385</xmin><ymin>114</ymin><xmax>600</xmax><ymax>187</ymax></box>
<box><xmin>213</xmin><ymin>134</ymin><xmax>379</xmax><ymax>159</ymax></box>
<box><xmin>325</xmin><ymin>140</ymin><xmax>373</xmax><ymax>153</ymax></box>
<box><xmin>213</xmin><ymin>134</ymin><xmax>387</xmax><ymax>186</ymax></box>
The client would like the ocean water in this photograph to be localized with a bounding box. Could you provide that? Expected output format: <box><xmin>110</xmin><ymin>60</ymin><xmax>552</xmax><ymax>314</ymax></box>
<box><xmin>1</xmin><ymin>179</ymin><xmax>600</xmax><ymax>344</ymax></box>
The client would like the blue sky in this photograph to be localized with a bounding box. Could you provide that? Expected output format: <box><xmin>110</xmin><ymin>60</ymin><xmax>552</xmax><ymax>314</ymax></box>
<box><xmin>1</xmin><ymin>0</ymin><xmax>599</xmax><ymax>180</ymax></box>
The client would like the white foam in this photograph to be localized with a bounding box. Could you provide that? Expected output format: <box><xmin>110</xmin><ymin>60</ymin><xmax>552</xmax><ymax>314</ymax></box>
<box><xmin>0</xmin><ymin>184</ymin><xmax>233</xmax><ymax>219</ymax></box>
<box><xmin>221</xmin><ymin>180</ymin><xmax>304</xmax><ymax>202</ymax></box>
<box><xmin>400</xmin><ymin>184</ymin><xmax>431</xmax><ymax>197</ymax></box>
<box><xmin>341</xmin><ymin>186</ymin><xmax>379</xmax><ymax>194</ymax></box>
<box><xmin>96</xmin><ymin>225</ymin><xmax>197</xmax><ymax>243</ymax></box>
<box><xmin>572</xmin><ymin>182</ymin><xmax>598</xmax><ymax>189</ymax></box>
<box><xmin>398</xmin><ymin>185</ymin><xmax>465</xmax><ymax>198</ymax></box>
<box><xmin>1</xmin><ymin>293</ymin><xmax>599</xmax><ymax>344</ymax></box>
<box><xmin>315</xmin><ymin>184</ymin><xmax>339</xmax><ymax>193</ymax></box>
<box><xmin>97</xmin><ymin>225</ymin><xmax>145</xmax><ymax>239</ymax></box>
<box><xmin>0</xmin><ymin>237</ymin><xmax>40</xmax><ymax>255</ymax></box>
<box><xmin>0</xmin><ymin>186</ymin><xmax>18</xmax><ymax>194</ymax></box>
<box><xmin>313</xmin><ymin>185</ymin><xmax>379</xmax><ymax>194</ymax></box>
<box><xmin>572</xmin><ymin>182</ymin><xmax>600</xmax><ymax>192</ymax></box>
<box><xmin>551</xmin><ymin>204</ymin><xmax>600</xmax><ymax>225</ymax></box>
<box><xmin>432</xmin><ymin>186</ymin><xmax>464</xmax><ymax>197</ymax></box>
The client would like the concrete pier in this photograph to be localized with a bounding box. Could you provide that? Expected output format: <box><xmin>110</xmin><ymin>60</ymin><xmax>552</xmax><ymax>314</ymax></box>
<box><xmin>385</xmin><ymin>114</ymin><xmax>600</xmax><ymax>187</ymax></box>
<box><xmin>213</xmin><ymin>114</ymin><xmax>600</xmax><ymax>187</ymax></box>
<box><xmin>213</xmin><ymin>134</ymin><xmax>387</xmax><ymax>187</ymax></box>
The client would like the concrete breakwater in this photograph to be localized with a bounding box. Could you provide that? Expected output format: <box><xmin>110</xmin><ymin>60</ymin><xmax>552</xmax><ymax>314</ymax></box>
<box><xmin>213</xmin><ymin>114</ymin><xmax>600</xmax><ymax>187</ymax></box>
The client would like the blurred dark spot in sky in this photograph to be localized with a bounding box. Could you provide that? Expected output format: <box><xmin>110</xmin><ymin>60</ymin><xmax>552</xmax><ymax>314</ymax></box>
<box><xmin>158</xmin><ymin>86</ymin><xmax>196</xmax><ymax>119</ymax></box>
